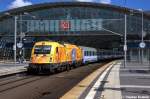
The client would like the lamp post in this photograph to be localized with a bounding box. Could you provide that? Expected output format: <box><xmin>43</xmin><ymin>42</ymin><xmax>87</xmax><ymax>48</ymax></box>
<box><xmin>14</xmin><ymin>16</ymin><xmax>17</xmax><ymax>66</ymax></box>
<box><xmin>4</xmin><ymin>13</ymin><xmax>18</xmax><ymax>66</ymax></box>
<box><xmin>141</xmin><ymin>9</ymin><xmax>144</xmax><ymax>63</ymax></box>
<box><xmin>124</xmin><ymin>14</ymin><xmax>127</xmax><ymax>68</ymax></box>
<box><xmin>18</xmin><ymin>14</ymin><xmax>23</xmax><ymax>63</ymax></box>
<box><xmin>141</xmin><ymin>9</ymin><xmax>144</xmax><ymax>43</ymax></box>
<box><xmin>123</xmin><ymin>0</ymin><xmax>127</xmax><ymax>68</ymax></box>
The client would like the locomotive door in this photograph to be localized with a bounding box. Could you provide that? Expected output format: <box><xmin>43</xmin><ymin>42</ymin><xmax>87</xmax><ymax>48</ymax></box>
<box><xmin>57</xmin><ymin>47</ymin><xmax>66</xmax><ymax>63</ymax></box>
<box><xmin>56</xmin><ymin>47</ymin><xmax>60</xmax><ymax>63</ymax></box>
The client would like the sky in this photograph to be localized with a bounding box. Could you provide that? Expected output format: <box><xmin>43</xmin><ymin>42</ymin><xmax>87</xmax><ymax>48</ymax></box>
<box><xmin>0</xmin><ymin>0</ymin><xmax>150</xmax><ymax>12</ymax></box>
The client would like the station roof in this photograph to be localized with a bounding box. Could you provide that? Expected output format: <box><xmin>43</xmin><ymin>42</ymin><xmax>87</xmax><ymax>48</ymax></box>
<box><xmin>0</xmin><ymin>2</ymin><xmax>150</xmax><ymax>20</ymax></box>
<box><xmin>0</xmin><ymin>2</ymin><xmax>149</xmax><ymax>49</ymax></box>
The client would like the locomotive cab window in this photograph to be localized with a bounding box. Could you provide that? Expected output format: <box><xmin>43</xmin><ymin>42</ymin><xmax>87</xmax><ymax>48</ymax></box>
<box><xmin>34</xmin><ymin>45</ymin><xmax>51</xmax><ymax>54</ymax></box>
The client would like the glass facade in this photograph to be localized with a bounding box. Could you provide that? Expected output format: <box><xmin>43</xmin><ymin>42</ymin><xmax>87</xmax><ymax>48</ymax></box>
<box><xmin>0</xmin><ymin>4</ymin><xmax>150</xmax><ymax>60</ymax></box>
<box><xmin>0</xmin><ymin>6</ymin><xmax>150</xmax><ymax>35</ymax></box>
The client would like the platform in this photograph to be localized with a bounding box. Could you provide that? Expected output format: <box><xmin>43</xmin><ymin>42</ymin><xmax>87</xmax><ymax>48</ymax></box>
<box><xmin>0</xmin><ymin>63</ymin><xmax>27</xmax><ymax>76</ymax></box>
<box><xmin>61</xmin><ymin>60</ymin><xmax>150</xmax><ymax>99</ymax></box>
<box><xmin>120</xmin><ymin>61</ymin><xmax>150</xmax><ymax>99</ymax></box>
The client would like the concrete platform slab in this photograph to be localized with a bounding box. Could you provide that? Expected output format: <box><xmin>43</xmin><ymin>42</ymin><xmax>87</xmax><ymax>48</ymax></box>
<box><xmin>101</xmin><ymin>62</ymin><xmax>122</xmax><ymax>99</ymax></box>
<box><xmin>60</xmin><ymin>61</ymin><xmax>118</xmax><ymax>99</ymax></box>
<box><xmin>120</xmin><ymin>61</ymin><xmax>150</xmax><ymax>99</ymax></box>
<box><xmin>0</xmin><ymin>63</ymin><xmax>27</xmax><ymax>76</ymax></box>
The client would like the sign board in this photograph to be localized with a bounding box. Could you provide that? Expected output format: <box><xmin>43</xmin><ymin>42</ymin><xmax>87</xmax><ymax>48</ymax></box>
<box><xmin>13</xmin><ymin>45</ymin><xmax>16</xmax><ymax>50</ymax></box>
<box><xmin>60</xmin><ymin>20</ymin><xmax>70</xmax><ymax>30</ymax></box>
<box><xmin>20</xmin><ymin>32</ymin><xmax>25</xmax><ymax>38</ymax></box>
<box><xmin>124</xmin><ymin>45</ymin><xmax>127</xmax><ymax>51</ymax></box>
<box><xmin>17</xmin><ymin>43</ymin><xmax>23</xmax><ymax>48</ymax></box>
<box><xmin>143</xmin><ymin>31</ymin><xmax>147</xmax><ymax>38</ymax></box>
<box><xmin>27</xmin><ymin>19</ymin><xmax>103</xmax><ymax>32</ymax></box>
<box><xmin>139</xmin><ymin>42</ymin><xmax>146</xmax><ymax>48</ymax></box>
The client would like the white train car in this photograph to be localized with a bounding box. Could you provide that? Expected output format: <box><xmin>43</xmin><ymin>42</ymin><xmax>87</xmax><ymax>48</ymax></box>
<box><xmin>80</xmin><ymin>46</ymin><xmax>98</xmax><ymax>64</ymax></box>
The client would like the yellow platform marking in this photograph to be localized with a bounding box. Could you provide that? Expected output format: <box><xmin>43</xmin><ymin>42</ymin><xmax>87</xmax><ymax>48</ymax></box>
<box><xmin>60</xmin><ymin>61</ymin><xmax>117</xmax><ymax>99</ymax></box>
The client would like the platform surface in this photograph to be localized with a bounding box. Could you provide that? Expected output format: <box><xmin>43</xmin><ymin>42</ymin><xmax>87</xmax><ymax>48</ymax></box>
<box><xmin>120</xmin><ymin>61</ymin><xmax>150</xmax><ymax>99</ymax></box>
<box><xmin>0</xmin><ymin>62</ymin><xmax>27</xmax><ymax>76</ymax></box>
<box><xmin>61</xmin><ymin>60</ymin><xmax>150</xmax><ymax>99</ymax></box>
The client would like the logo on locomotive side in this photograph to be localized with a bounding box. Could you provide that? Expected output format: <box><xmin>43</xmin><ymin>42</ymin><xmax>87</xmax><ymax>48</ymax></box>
<box><xmin>72</xmin><ymin>48</ymin><xmax>76</xmax><ymax>62</ymax></box>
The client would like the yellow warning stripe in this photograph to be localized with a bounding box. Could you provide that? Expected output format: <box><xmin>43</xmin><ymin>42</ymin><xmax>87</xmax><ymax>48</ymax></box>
<box><xmin>60</xmin><ymin>61</ymin><xmax>117</xmax><ymax>99</ymax></box>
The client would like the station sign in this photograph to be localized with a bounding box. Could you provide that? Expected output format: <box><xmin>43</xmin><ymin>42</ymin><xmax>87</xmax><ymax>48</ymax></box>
<box><xmin>60</xmin><ymin>20</ymin><xmax>70</xmax><ymax>30</ymax></box>
<box><xmin>124</xmin><ymin>45</ymin><xmax>127</xmax><ymax>51</ymax></box>
<box><xmin>13</xmin><ymin>45</ymin><xmax>16</xmax><ymax>50</ymax></box>
<box><xmin>20</xmin><ymin>32</ymin><xmax>25</xmax><ymax>38</ymax></box>
<box><xmin>17</xmin><ymin>43</ymin><xmax>23</xmax><ymax>48</ymax></box>
<box><xmin>139</xmin><ymin>42</ymin><xmax>146</xmax><ymax>48</ymax></box>
<box><xmin>27</xmin><ymin>19</ymin><xmax>102</xmax><ymax>32</ymax></box>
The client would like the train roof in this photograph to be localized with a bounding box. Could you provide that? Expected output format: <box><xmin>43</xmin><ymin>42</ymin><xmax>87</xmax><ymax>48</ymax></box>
<box><xmin>79</xmin><ymin>46</ymin><xmax>97</xmax><ymax>51</ymax></box>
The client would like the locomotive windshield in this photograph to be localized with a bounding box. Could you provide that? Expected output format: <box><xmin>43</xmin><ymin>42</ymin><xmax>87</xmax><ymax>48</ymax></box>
<box><xmin>34</xmin><ymin>45</ymin><xmax>51</xmax><ymax>54</ymax></box>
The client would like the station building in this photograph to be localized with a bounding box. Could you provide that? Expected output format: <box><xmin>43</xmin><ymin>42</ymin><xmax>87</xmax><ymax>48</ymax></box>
<box><xmin>0</xmin><ymin>2</ymin><xmax>150</xmax><ymax>61</ymax></box>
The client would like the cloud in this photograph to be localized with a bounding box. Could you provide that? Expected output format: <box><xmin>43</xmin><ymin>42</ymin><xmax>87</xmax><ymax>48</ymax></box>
<box><xmin>100</xmin><ymin>0</ymin><xmax>111</xmax><ymax>4</ymax></box>
<box><xmin>75</xmin><ymin>0</ymin><xmax>94</xmax><ymax>2</ymax></box>
<box><xmin>8</xmin><ymin>0</ymin><xmax>32</xmax><ymax>9</ymax></box>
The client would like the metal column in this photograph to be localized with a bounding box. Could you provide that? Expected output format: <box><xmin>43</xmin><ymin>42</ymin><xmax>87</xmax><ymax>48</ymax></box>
<box><xmin>124</xmin><ymin>14</ymin><xmax>127</xmax><ymax>68</ymax></box>
<box><xmin>14</xmin><ymin>16</ymin><xmax>17</xmax><ymax>66</ymax></box>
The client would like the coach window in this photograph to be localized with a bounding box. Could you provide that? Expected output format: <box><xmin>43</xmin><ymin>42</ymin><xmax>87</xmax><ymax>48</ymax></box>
<box><xmin>84</xmin><ymin>51</ymin><xmax>86</xmax><ymax>56</ymax></box>
<box><xmin>86</xmin><ymin>51</ymin><xmax>89</xmax><ymax>56</ymax></box>
<box><xmin>89</xmin><ymin>51</ymin><xmax>91</xmax><ymax>56</ymax></box>
<box><xmin>91</xmin><ymin>51</ymin><xmax>93</xmax><ymax>56</ymax></box>
<box><xmin>94</xmin><ymin>52</ymin><xmax>96</xmax><ymax>56</ymax></box>
<box><xmin>86</xmin><ymin>51</ymin><xmax>88</xmax><ymax>56</ymax></box>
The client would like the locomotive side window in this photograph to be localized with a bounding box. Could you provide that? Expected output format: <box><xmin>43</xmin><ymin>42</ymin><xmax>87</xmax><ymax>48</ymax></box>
<box><xmin>56</xmin><ymin>47</ymin><xmax>58</xmax><ymax>54</ymax></box>
<box><xmin>34</xmin><ymin>45</ymin><xmax>51</xmax><ymax>54</ymax></box>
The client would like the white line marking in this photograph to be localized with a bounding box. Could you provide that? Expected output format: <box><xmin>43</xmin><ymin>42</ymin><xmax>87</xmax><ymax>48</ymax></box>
<box><xmin>120</xmin><ymin>69</ymin><xmax>150</xmax><ymax>71</ymax></box>
<box><xmin>85</xmin><ymin>64</ymin><xmax>114</xmax><ymax>99</ymax></box>
<box><xmin>105</xmin><ymin>85</ymin><xmax>150</xmax><ymax>89</ymax></box>
<box><xmin>100</xmin><ymin>62</ymin><xmax>122</xmax><ymax>99</ymax></box>
<box><xmin>120</xmin><ymin>66</ymin><xmax>150</xmax><ymax>68</ymax></box>
<box><xmin>120</xmin><ymin>74</ymin><xmax>150</xmax><ymax>77</ymax></box>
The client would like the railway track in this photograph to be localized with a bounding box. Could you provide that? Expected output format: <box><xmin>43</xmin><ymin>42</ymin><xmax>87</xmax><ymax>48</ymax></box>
<box><xmin>0</xmin><ymin>74</ymin><xmax>49</xmax><ymax>93</ymax></box>
<box><xmin>0</xmin><ymin>61</ymin><xmax>113</xmax><ymax>99</ymax></box>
